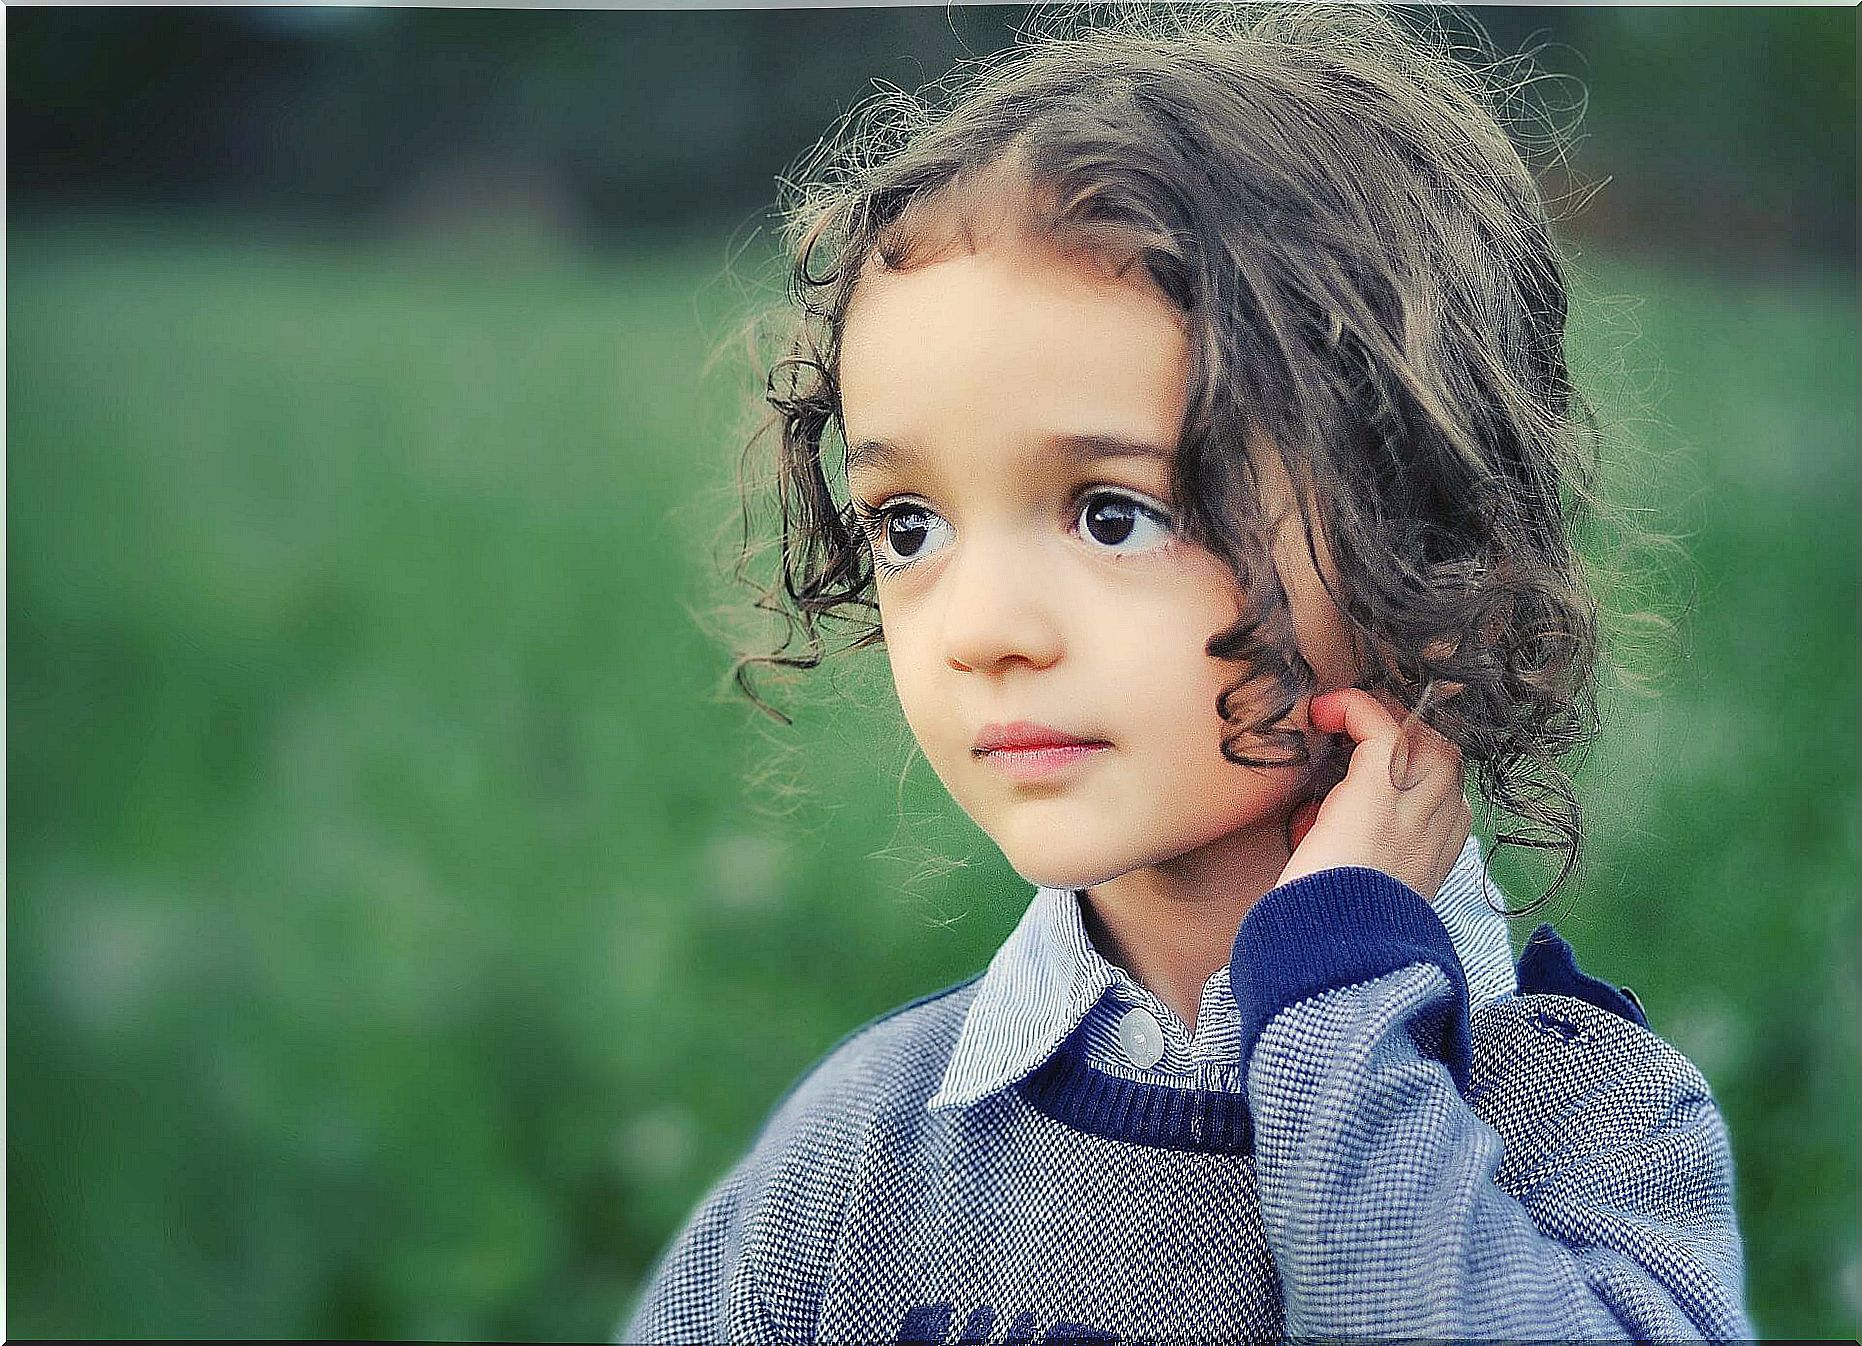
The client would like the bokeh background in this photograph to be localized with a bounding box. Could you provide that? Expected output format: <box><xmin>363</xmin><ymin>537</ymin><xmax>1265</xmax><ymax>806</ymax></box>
<box><xmin>7</xmin><ymin>5</ymin><xmax>1856</xmax><ymax>1340</ymax></box>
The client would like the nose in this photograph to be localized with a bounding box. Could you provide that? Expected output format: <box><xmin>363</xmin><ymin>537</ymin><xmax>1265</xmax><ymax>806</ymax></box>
<box><xmin>941</xmin><ymin>533</ymin><xmax>1063</xmax><ymax>674</ymax></box>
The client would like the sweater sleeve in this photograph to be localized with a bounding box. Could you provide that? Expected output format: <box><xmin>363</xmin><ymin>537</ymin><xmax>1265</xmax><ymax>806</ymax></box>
<box><xmin>1230</xmin><ymin>866</ymin><xmax>1755</xmax><ymax>1340</ymax></box>
<box><xmin>615</xmin><ymin>1157</ymin><xmax>786</xmax><ymax>1345</ymax></box>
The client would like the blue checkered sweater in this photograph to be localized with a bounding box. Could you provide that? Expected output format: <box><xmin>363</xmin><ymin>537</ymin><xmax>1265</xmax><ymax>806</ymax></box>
<box><xmin>621</xmin><ymin>837</ymin><xmax>1753</xmax><ymax>1343</ymax></box>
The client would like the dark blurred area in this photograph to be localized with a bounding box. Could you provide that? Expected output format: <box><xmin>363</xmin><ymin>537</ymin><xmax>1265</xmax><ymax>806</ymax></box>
<box><xmin>8</xmin><ymin>5</ymin><xmax>1856</xmax><ymax>265</ymax></box>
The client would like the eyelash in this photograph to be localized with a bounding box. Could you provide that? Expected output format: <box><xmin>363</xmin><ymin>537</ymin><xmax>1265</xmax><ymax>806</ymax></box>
<box><xmin>849</xmin><ymin>488</ymin><xmax>1177</xmax><ymax>580</ymax></box>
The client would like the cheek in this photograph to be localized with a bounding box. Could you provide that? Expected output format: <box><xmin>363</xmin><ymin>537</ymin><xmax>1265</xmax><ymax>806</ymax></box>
<box><xmin>1273</xmin><ymin>538</ymin><xmax>1360</xmax><ymax>694</ymax></box>
<box><xmin>880</xmin><ymin>624</ymin><xmax>923</xmax><ymax>698</ymax></box>
<box><xmin>880</xmin><ymin>621</ymin><xmax>944</xmax><ymax>738</ymax></box>
<box><xmin>1110</xmin><ymin>593</ymin><xmax>1316</xmax><ymax>766</ymax></box>
<box><xmin>1099</xmin><ymin>605</ymin><xmax>1236</xmax><ymax>732</ymax></box>
<box><xmin>1281</xmin><ymin>588</ymin><xmax>1354</xmax><ymax>695</ymax></box>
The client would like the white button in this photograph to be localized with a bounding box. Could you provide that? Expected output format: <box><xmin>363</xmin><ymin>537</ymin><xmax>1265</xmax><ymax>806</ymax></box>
<box><xmin>1116</xmin><ymin>1006</ymin><xmax>1166</xmax><ymax>1068</ymax></box>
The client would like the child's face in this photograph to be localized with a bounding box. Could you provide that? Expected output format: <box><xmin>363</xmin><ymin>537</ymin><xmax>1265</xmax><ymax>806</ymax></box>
<box><xmin>838</xmin><ymin>213</ymin><xmax>1361</xmax><ymax>891</ymax></box>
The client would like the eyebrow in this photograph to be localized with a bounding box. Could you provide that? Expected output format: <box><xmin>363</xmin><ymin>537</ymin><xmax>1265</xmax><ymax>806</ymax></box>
<box><xmin>844</xmin><ymin>432</ymin><xmax>1174</xmax><ymax>480</ymax></box>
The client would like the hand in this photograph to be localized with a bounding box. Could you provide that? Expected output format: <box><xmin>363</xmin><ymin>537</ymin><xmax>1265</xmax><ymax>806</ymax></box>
<box><xmin>1277</xmin><ymin>686</ymin><xmax>1472</xmax><ymax>901</ymax></box>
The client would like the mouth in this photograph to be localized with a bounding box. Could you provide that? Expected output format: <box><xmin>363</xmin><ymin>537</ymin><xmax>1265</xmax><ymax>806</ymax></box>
<box><xmin>975</xmin><ymin>741</ymin><xmax>1112</xmax><ymax>782</ymax></box>
<box><xmin>972</xmin><ymin>719</ymin><xmax>1110</xmax><ymax>755</ymax></box>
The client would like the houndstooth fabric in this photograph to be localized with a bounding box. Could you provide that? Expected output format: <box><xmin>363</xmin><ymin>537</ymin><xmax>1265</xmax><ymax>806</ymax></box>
<box><xmin>619</xmin><ymin>839</ymin><xmax>1753</xmax><ymax>1344</ymax></box>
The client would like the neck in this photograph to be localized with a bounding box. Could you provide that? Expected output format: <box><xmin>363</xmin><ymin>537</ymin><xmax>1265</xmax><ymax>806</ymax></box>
<box><xmin>1077</xmin><ymin>819</ymin><xmax>1293</xmax><ymax>1036</ymax></box>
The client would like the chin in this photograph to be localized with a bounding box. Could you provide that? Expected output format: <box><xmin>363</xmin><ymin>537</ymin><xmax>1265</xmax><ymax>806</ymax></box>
<box><xmin>1001</xmin><ymin>849</ymin><xmax>1143</xmax><ymax>893</ymax></box>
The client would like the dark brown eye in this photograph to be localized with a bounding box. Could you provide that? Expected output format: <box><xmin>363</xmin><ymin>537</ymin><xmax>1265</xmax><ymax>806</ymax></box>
<box><xmin>852</xmin><ymin>489</ymin><xmax>1169</xmax><ymax>580</ymax></box>
<box><xmin>1077</xmin><ymin>491</ymin><xmax>1174</xmax><ymax>554</ymax></box>
<box><xmin>887</xmin><ymin>507</ymin><xmax>932</xmax><ymax>558</ymax></box>
<box><xmin>856</xmin><ymin>500</ymin><xmax>952</xmax><ymax>576</ymax></box>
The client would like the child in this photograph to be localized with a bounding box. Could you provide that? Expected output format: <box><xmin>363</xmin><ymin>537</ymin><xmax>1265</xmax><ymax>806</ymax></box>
<box><xmin>623</xmin><ymin>6</ymin><xmax>1753</xmax><ymax>1341</ymax></box>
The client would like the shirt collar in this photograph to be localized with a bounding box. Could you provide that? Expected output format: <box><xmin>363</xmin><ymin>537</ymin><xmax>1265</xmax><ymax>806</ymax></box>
<box><xmin>927</xmin><ymin>833</ymin><xmax>1518</xmax><ymax>1112</ymax></box>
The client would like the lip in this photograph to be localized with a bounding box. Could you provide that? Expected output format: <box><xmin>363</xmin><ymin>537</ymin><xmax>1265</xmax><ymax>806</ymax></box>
<box><xmin>977</xmin><ymin>741</ymin><xmax>1111</xmax><ymax>782</ymax></box>
<box><xmin>972</xmin><ymin>720</ymin><xmax>1109</xmax><ymax>753</ymax></box>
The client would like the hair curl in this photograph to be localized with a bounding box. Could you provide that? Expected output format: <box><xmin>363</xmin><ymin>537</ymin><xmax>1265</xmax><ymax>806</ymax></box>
<box><xmin>715</xmin><ymin>3</ymin><xmax>1691</xmax><ymax>915</ymax></box>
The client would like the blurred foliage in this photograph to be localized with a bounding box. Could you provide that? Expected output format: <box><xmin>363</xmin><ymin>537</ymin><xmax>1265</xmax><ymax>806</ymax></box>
<box><xmin>6</xmin><ymin>224</ymin><xmax>1856</xmax><ymax>1340</ymax></box>
<box><xmin>6</xmin><ymin>6</ymin><xmax>1856</xmax><ymax>262</ymax></box>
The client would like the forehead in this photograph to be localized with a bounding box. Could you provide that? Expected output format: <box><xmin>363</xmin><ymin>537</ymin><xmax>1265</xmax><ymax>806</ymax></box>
<box><xmin>838</xmin><ymin>229</ymin><xmax>1191</xmax><ymax>484</ymax></box>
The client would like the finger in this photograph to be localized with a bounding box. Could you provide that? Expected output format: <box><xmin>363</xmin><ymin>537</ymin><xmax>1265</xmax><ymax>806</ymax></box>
<box><xmin>1371</xmin><ymin>686</ymin><xmax>1448</xmax><ymax>748</ymax></box>
<box><xmin>1370</xmin><ymin>687</ymin><xmax>1464</xmax><ymax>791</ymax></box>
<box><xmin>1313</xmin><ymin>688</ymin><xmax>1464</xmax><ymax>796</ymax></box>
<box><xmin>1288</xmin><ymin>796</ymin><xmax>1321</xmax><ymax>851</ymax></box>
<box><xmin>1307</xmin><ymin>687</ymin><xmax>1401</xmax><ymax>745</ymax></box>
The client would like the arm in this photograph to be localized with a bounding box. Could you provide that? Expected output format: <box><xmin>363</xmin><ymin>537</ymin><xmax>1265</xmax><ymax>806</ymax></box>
<box><xmin>616</xmin><ymin>1159</ymin><xmax>787</xmax><ymax>1345</ymax></box>
<box><xmin>1231</xmin><ymin>866</ymin><xmax>1755</xmax><ymax>1340</ymax></box>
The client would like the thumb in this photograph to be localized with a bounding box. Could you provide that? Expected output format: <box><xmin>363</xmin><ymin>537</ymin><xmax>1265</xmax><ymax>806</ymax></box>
<box><xmin>1309</xmin><ymin>686</ymin><xmax>1402</xmax><ymax>746</ymax></box>
<box><xmin>1288</xmin><ymin>796</ymin><xmax>1321</xmax><ymax>852</ymax></box>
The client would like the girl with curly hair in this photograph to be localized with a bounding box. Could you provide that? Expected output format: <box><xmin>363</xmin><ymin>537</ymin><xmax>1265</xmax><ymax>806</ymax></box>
<box><xmin>624</xmin><ymin>6</ymin><xmax>1752</xmax><ymax>1341</ymax></box>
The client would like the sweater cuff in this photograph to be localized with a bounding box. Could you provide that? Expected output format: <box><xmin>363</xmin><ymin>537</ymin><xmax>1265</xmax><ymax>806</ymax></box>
<box><xmin>1229</xmin><ymin>866</ymin><xmax>1473</xmax><ymax>1093</ymax></box>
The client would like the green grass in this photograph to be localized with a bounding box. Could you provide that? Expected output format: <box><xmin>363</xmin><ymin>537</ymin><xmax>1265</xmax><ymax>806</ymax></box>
<box><xmin>7</xmin><ymin>221</ymin><xmax>1856</xmax><ymax>1338</ymax></box>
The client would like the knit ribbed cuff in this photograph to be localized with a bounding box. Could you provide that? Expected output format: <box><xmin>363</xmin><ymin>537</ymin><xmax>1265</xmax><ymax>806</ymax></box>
<box><xmin>1229</xmin><ymin>866</ymin><xmax>1473</xmax><ymax>1093</ymax></box>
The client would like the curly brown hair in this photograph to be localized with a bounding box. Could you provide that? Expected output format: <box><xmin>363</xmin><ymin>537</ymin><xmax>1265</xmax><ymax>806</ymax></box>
<box><xmin>714</xmin><ymin>3</ymin><xmax>1691</xmax><ymax>915</ymax></box>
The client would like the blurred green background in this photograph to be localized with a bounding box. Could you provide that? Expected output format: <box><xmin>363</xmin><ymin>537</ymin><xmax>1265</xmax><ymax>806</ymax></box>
<box><xmin>7</xmin><ymin>6</ymin><xmax>1856</xmax><ymax>1341</ymax></box>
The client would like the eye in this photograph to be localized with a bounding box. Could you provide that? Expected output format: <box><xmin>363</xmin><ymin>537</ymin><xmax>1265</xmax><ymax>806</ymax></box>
<box><xmin>852</xmin><ymin>489</ymin><xmax>1177</xmax><ymax>579</ymax></box>
<box><xmin>852</xmin><ymin>499</ymin><xmax>953</xmax><ymax>577</ymax></box>
<box><xmin>1075</xmin><ymin>489</ymin><xmax>1176</xmax><ymax>556</ymax></box>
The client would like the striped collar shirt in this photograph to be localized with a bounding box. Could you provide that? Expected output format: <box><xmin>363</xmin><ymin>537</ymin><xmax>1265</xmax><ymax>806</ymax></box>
<box><xmin>927</xmin><ymin>834</ymin><xmax>1519</xmax><ymax>1111</ymax></box>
